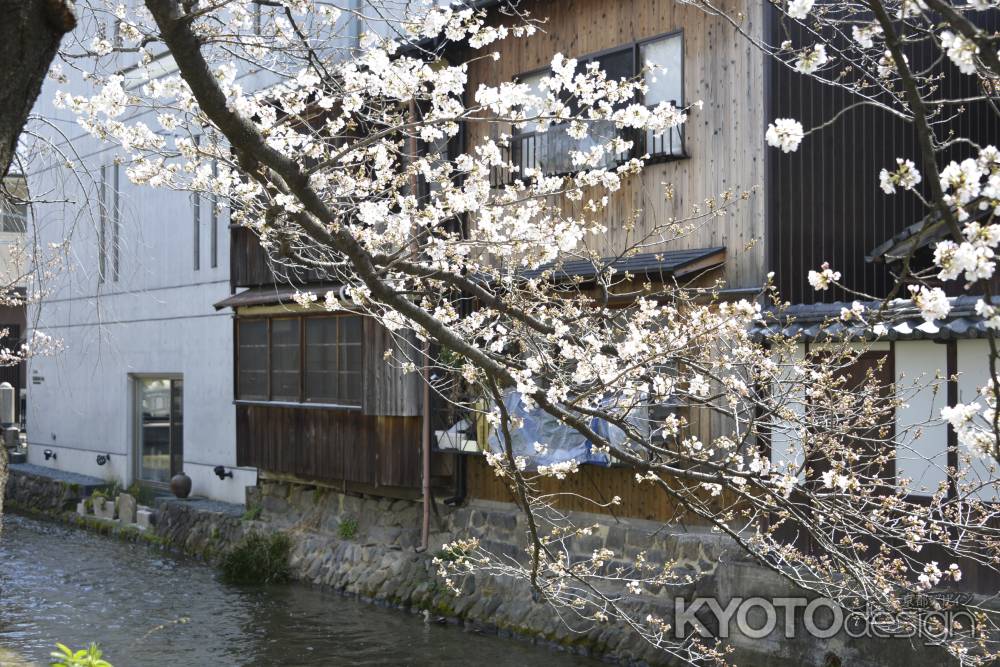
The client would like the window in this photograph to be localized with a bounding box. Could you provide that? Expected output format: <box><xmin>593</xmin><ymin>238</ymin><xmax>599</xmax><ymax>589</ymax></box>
<box><xmin>0</xmin><ymin>199</ymin><xmax>26</xmax><ymax>233</ymax></box>
<box><xmin>210</xmin><ymin>160</ymin><xmax>219</xmax><ymax>268</ymax></box>
<box><xmin>237</xmin><ymin>319</ymin><xmax>268</xmax><ymax>400</ymax></box>
<box><xmin>0</xmin><ymin>176</ymin><xmax>27</xmax><ymax>234</ymax></box>
<box><xmin>270</xmin><ymin>318</ymin><xmax>300</xmax><ymax>401</ymax></box>
<box><xmin>305</xmin><ymin>315</ymin><xmax>362</xmax><ymax>405</ymax></box>
<box><xmin>135</xmin><ymin>376</ymin><xmax>183</xmax><ymax>485</ymax></box>
<box><xmin>98</xmin><ymin>166</ymin><xmax>107</xmax><ymax>282</ymax></box>
<box><xmin>98</xmin><ymin>164</ymin><xmax>121</xmax><ymax>282</ymax></box>
<box><xmin>640</xmin><ymin>32</ymin><xmax>684</xmax><ymax>158</ymax></box>
<box><xmin>237</xmin><ymin>314</ymin><xmax>364</xmax><ymax>406</ymax></box>
<box><xmin>192</xmin><ymin>135</ymin><xmax>201</xmax><ymax>271</ymax></box>
<box><xmin>112</xmin><ymin>163</ymin><xmax>120</xmax><ymax>281</ymax></box>
<box><xmin>507</xmin><ymin>32</ymin><xmax>684</xmax><ymax>180</ymax></box>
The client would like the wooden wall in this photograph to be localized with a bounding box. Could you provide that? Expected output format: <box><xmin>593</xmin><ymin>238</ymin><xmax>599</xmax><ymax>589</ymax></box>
<box><xmin>230</xmin><ymin>225</ymin><xmax>328</xmax><ymax>289</ymax></box>
<box><xmin>233</xmin><ymin>307</ymin><xmax>425</xmax><ymax>488</ymax></box>
<box><xmin>466</xmin><ymin>456</ymin><xmax>708</xmax><ymax>524</ymax></box>
<box><xmin>464</xmin><ymin>0</ymin><xmax>767</xmax><ymax>290</ymax></box>
<box><xmin>362</xmin><ymin>319</ymin><xmax>423</xmax><ymax>417</ymax></box>
<box><xmin>766</xmin><ymin>7</ymin><xmax>1000</xmax><ymax>304</ymax></box>
<box><xmin>459</xmin><ymin>1</ymin><xmax>763</xmax><ymax>515</ymax></box>
<box><xmin>236</xmin><ymin>403</ymin><xmax>422</xmax><ymax>488</ymax></box>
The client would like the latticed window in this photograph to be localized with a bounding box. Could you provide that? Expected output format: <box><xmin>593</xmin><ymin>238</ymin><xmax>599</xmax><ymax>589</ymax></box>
<box><xmin>236</xmin><ymin>314</ymin><xmax>363</xmax><ymax>406</ymax></box>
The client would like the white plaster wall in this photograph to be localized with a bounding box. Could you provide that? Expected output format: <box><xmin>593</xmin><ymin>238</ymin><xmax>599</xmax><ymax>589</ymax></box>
<box><xmin>893</xmin><ymin>340</ymin><xmax>949</xmax><ymax>495</ymax></box>
<box><xmin>19</xmin><ymin>3</ymin><xmax>405</xmax><ymax>504</ymax></box>
<box><xmin>769</xmin><ymin>343</ymin><xmax>806</xmax><ymax>478</ymax></box>
<box><xmin>956</xmin><ymin>339</ymin><xmax>999</xmax><ymax>502</ymax></box>
<box><xmin>23</xmin><ymin>51</ymin><xmax>255</xmax><ymax>505</ymax></box>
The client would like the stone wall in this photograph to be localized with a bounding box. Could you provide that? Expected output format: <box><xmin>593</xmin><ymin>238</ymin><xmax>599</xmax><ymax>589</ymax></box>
<box><xmin>4</xmin><ymin>465</ymin><xmax>90</xmax><ymax>512</ymax></box>
<box><xmin>244</xmin><ymin>480</ymin><xmax>952</xmax><ymax>667</ymax></box>
<box><xmin>4</xmin><ymin>467</ymin><xmax>955</xmax><ymax>667</ymax></box>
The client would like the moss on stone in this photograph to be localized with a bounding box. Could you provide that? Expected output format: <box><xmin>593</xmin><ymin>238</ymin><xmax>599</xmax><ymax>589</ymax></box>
<box><xmin>220</xmin><ymin>531</ymin><xmax>292</xmax><ymax>584</ymax></box>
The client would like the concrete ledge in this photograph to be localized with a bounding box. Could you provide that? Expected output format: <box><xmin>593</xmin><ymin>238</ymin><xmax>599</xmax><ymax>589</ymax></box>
<box><xmin>155</xmin><ymin>496</ymin><xmax>245</xmax><ymax>518</ymax></box>
<box><xmin>5</xmin><ymin>463</ymin><xmax>108</xmax><ymax>513</ymax></box>
<box><xmin>9</xmin><ymin>463</ymin><xmax>106</xmax><ymax>492</ymax></box>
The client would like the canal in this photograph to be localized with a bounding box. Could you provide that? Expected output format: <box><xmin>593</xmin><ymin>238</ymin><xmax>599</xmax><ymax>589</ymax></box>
<box><xmin>0</xmin><ymin>515</ymin><xmax>596</xmax><ymax>666</ymax></box>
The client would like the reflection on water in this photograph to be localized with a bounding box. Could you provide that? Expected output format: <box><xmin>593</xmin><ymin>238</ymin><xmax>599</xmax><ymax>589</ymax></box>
<box><xmin>0</xmin><ymin>515</ymin><xmax>594</xmax><ymax>666</ymax></box>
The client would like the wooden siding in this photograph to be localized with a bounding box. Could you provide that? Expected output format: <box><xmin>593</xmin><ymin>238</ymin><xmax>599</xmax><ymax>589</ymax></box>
<box><xmin>465</xmin><ymin>0</ymin><xmax>767</xmax><ymax>290</ymax></box>
<box><xmin>236</xmin><ymin>403</ymin><xmax>422</xmax><ymax>487</ymax></box>
<box><xmin>766</xmin><ymin>7</ymin><xmax>1000</xmax><ymax>304</ymax></box>
<box><xmin>362</xmin><ymin>319</ymin><xmax>423</xmax><ymax>417</ymax></box>
<box><xmin>230</xmin><ymin>225</ymin><xmax>272</xmax><ymax>288</ymax></box>
<box><xmin>230</xmin><ymin>225</ymin><xmax>328</xmax><ymax>289</ymax></box>
<box><xmin>466</xmin><ymin>456</ymin><xmax>708</xmax><ymax>524</ymax></box>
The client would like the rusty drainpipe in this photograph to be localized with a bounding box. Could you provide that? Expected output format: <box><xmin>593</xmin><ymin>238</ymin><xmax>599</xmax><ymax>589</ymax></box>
<box><xmin>420</xmin><ymin>340</ymin><xmax>431</xmax><ymax>550</ymax></box>
<box><xmin>412</xmin><ymin>92</ymin><xmax>431</xmax><ymax>551</ymax></box>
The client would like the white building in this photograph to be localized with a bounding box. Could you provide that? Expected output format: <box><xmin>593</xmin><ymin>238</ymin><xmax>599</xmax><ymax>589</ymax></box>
<box><xmin>20</xmin><ymin>1</ymin><xmax>430</xmax><ymax>504</ymax></box>
<box><xmin>23</xmin><ymin>58</ymin><xmax>255</xmax><ymax>504</ymax></box>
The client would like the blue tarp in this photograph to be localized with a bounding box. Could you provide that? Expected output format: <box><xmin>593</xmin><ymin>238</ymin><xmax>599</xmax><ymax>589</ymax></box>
<box><xmin>487</xmin><ymin>390</ymin><xmax>644</xmax><ymax>468</ymax></box>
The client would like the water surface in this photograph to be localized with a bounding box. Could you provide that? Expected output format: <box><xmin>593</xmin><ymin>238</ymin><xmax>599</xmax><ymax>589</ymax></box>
<box><xmin>0</xmin><ymin>515</ymin><xmax>596</xmax><ymax>666</ymax></box>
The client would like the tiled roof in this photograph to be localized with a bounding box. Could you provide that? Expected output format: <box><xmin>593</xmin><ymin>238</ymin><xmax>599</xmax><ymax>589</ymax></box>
<box><xmin>213</xmin><ymin>283</ymin><xmax>343</xmax><ymax>310</ymax></box>
<box><xmin>518</xmin><ymin>247</ymin><xmax>726</xmax><ymax>282</ymax></box>
<box><xmin>215</xmin><ymin>247</ymin><xmax>726</xmax><ymax>310</ymax></box>
<box><xmin>755</xmin><ymin>295</ymin><xmax>1000</xmax><ymax>341</ymax></box>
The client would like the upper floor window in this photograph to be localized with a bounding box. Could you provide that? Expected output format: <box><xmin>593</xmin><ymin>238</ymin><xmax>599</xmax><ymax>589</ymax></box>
<box><xmin>507</xmin><ymin>31</ymin><xmax>684</xmax><ymax>181</ymax></box>
<box><xmin>236</xmin><ymin>314</ymin><xmax>364</xmax><ymax>407</ymax></box>
<box><xmin>1</xmin><ymin>176</ymin><xmax>28</xmax><ymax>233</ymax></box>
<box><xmin>0</xmin><ymin>200</ymin><xmax>26</xmax><ymax>234</ymax></box>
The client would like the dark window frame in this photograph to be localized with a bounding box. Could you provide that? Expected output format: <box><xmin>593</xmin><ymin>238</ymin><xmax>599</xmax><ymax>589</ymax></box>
<box><xmin>497</xmin><ymin>29</ymin><xmax>686</xmax><ymax>185</ymax></box>
<box><xmin>235</xmin><ymin>312</ymin><xmax>364</xmax><ymax>409</ymax></box>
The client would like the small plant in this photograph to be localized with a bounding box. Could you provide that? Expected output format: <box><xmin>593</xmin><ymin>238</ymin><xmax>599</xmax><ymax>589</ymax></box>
<box><xmin>49</xmin><ymin>643</ymin><xmax>112</xmax><ymax>667</ymax></box>
<box><xmin>337</xmin><ymin>516</ymin><xmax>358</xmax><ymax>540</ymax></box>
<box><xmin>220</xmin><ymin>532</ymin><xmax>291</xmax><ymax>584</ymax></box>
<box><xmin>240</xmin><ymin>504</ymin><xmax>262</xmax><ymax>521</ymax></box>
<box><xmin>83</xmin><ymin>498</ymin><xmax>93</xmax><ymax>512</ymax></box>
<box><xmin>106</xmin><ymin>479</ymin><xmax>124</xmax><ymax>499</ymax></box>
<box><xmin>90</xmin><ymin>489</ymin><xmax>106</xmax><ymax>501</ymax></box>
<box><xmin>126</xmin><ymin>482</ymin><xmax>156</xmax><ymax>506</ymax></box>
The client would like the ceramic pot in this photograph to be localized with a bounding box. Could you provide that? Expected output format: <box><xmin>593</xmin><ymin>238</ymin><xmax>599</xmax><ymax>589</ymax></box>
<box><xmin>170</xmin><ymin>472</ymin><xmax>192</xmax><ymax>499</ymax></box>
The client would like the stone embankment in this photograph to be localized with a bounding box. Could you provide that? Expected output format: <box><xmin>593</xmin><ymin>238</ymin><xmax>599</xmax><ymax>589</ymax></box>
<box><xmin>4</xmin><ymin>464</ymin><xmax>951</xmax><ymax>667</ymax></box>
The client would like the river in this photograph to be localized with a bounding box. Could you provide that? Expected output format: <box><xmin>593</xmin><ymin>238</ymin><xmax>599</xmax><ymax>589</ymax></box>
<box><xmin>0</xmin><ymin>515</ymin><xmax>596</xmax><ymax>666</ymax></box>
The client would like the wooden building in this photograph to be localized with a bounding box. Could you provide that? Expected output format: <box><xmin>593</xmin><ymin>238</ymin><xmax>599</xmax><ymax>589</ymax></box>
<box><xmin>219</xmin><ymin>0</ymin><xmax>1000</xmax><ymax>521</ymax></box>
<box><xmin>215</xmin><ymin>272</ymin><xmax>433</xmax><ymax>496</ymax></box>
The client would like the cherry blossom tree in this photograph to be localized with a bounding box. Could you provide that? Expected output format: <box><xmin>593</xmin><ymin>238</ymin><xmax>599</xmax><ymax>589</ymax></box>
<box><xmin>0</xmin><ymin>0</ymin><xmax>78</xmax><ymax>530</ymax></box>
<box><xmin>0</xmin><ymin>0</ymin><xmax>78</xmax><ymax>180</ymax></box>
<box><xmin>43</xmin><ymin>0</ymin><xmax>1000</xmax><ymax>662</ymax></box>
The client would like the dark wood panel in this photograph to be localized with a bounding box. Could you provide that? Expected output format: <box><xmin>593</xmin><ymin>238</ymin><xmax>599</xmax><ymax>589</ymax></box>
<box><xmin>230</xmin><ymin>225</ymin><xmax>329</xmax><ymax>289</ymax></box>
<box><xmin>766</xmin><ymin>6</ymin><xmax>1000</xmax><ymax>304</ymax></box>
<box><xmin>362</xmin><ymin>320</ymin><xmax>423</xmax><ymax>417</ymax></box>
<box><xmin>230</xmin><ymin>225</ymin><xmax>274</xmax><ymax>289</ymax></box>
<box><xmin>236</xmin><ymin>403</ymin><xmax>422</xmax><ymax>487</ymax></box>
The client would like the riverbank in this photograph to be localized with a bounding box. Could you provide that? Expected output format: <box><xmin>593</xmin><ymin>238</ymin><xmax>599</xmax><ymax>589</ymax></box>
<box><xmin>0</xmin><ymin>514</ymin><xmax>600</xmax><ymax>666</ymax></box>
<box><xmin>3</xmin><ymin>465</ymin><xmax>955</xmax><ymax>667</ymax></box>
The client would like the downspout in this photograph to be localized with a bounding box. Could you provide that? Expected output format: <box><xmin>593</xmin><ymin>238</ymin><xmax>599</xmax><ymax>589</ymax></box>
<box><xmin>443</xmin><ymin>454</ymin><xmax>467</xmax><ymax>506</ymax></box>
<box><xmin>420</xmin><ymin>340</ymin><xmax>431</xmax><ymax>550</ymax></box>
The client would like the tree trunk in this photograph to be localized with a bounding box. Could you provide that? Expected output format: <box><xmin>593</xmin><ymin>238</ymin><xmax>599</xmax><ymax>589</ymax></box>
<box><xmin>0</xmin><ymin>0</ymin><xmax>76</xmax><ymax>179</ymax></box>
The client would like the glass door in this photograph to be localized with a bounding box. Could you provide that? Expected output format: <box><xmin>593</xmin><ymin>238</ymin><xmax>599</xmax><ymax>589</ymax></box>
<box><xmin>136</xmin><ymin>377</ymin><xmax>183</xmax><ymax>484</ymax></box>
